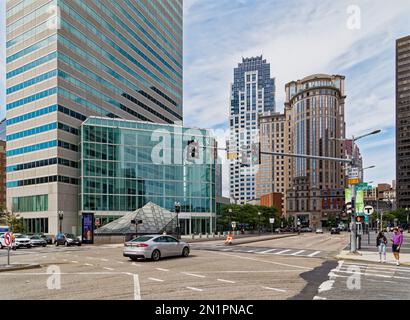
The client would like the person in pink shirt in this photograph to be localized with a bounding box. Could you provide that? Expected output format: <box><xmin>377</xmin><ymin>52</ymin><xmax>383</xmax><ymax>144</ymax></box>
<box><xmin>391</xmin><ymin>227</ymin><xmax>404</xmax><ymax>266</ymax></box>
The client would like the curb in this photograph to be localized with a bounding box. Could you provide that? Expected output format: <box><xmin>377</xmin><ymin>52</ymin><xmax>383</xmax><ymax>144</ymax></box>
<box><xmin>336</xmin><ymin>256</ymin><xmax>410</xmax><ymax>267</ymax></box>
<box><xmin>190</xmin><ymin>233</ymin><xmax>298</xmax><ymax>245</ymax></box>
<box><xmin>0</xmin><ymin>264</ymin><xmax>41</xmax><ymax>272</ymax></box>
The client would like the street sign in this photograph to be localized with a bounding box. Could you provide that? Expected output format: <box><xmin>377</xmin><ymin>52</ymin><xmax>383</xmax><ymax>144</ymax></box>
<box><xmin>269</xmin><ymin>218</ymin><xmax>275</xmax><ymax>224</ymax></box>
<box><xmin>364</xmin><ymin>206</ymin><xmax>374</xmax><ymax>216</ymax></box>
<box><xmin>348</xmin><ymin>178</ymin><xmax>360</xmax><ymax>185</ymax></box>
<box><xmin>348</xmin><ymin>167</ymin><xmax>360</xmax><ymax>179</ymax></box>
<box><xmin>4</xmin><ymin>232</ymin><xmax>12</xmax><ymax>247</ymax></box>
<box><xmin>231</xmin><ymin>221</ymin><xmax>237</xmax><ymax>230</ymax></box>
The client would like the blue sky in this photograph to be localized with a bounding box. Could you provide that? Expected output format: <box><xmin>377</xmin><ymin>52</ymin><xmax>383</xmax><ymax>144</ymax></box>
<box><xmin>1</xmin><ymin>1</ymin><xmax>409</xmax><ymax>196</ymax></box>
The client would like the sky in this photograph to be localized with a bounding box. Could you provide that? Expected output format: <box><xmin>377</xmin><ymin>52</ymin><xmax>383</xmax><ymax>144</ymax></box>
<box><xmin>1</xmin><ymin>1</ymin><xmax>409</xmax><ymax>197</ymax></box>
<box><xmin>183</xmin><ymin>0</ymin><xmax>410</xmax><ymax>196</ymax></box>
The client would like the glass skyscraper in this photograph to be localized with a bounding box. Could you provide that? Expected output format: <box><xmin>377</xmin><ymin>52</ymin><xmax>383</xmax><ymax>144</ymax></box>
<box><xmin>228</xmin><ymin>56</ymin><xmax>276</xmax><ymax>205</ymax></box>
<box><xmin>80</xmin><ymin>117</ymin><xmax>217</xmax><ymax>235</ymax></box>
<box><xmin>6</xmin><ymin>0</ymin><xmax>183</xmax><ymax>234</ymax></box>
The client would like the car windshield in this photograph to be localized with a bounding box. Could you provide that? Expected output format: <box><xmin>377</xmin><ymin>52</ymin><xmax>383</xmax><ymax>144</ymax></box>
<box><xmin>16</xmin><ymin>234</ymin><xmax>28</xmax><ymax>238</ymax></box>
<box><xmin>31</xmin><ymin>236</ymin><xmax>41</xmax><ymax>239</ymax></box>
<box><xmin>130</xmin><ymin>236</ymin><xmax>153</xmax><ymax>243</ymax></box>
<box><xmin>66</xmin><ymin>234</ymin><xmax>75</xmax><ymax>239</ymax></box>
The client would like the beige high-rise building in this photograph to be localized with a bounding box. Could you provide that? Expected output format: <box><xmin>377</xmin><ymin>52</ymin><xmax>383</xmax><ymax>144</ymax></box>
<box><xmin>255</xmin><ymin>110</ymin><xmax>292</xmax><ymax>216</ymax></box>
<box><xmin>285</xmin><ymin>74</ymin><xmax>346</xmax><ymax>228</ymax></box>
<box><xmin>6</xmin><ymin>0</ymin><xmax>183</xmax><ymax>235</ymax></box>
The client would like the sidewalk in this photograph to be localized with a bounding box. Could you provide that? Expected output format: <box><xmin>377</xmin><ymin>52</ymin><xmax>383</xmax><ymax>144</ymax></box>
<box><xmin>337</xmin><ymin>250</ymin><xmax>410</xmax><ymax>267</ymax></box>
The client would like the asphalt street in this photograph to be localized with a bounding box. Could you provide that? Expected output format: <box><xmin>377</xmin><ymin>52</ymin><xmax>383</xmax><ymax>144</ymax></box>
<box><xmin>1</xmin><ymin>232</ymin><xmax>408</xmax><ymax>300</ymax></box>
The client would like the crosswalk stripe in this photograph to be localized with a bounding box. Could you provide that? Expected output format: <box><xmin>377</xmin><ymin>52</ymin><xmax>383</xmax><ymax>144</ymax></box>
<box><xmin>308</xmin><ymin>251</ymin><xmax>321</xmax><ymax>257</ymax></box>
<box><xmin>258</xmin><ymin>249</ymin><xmax>278</xmax><ymax>254</ymax></box>
<box><xmin>291</xmin><ymin>250</ymin><xmax>306</xmax><ymax>256</ymax></box>
<box><xmin>275</xmin><ymin>249</ymin><xmax>291</xmax><ymax>255</ymax></box>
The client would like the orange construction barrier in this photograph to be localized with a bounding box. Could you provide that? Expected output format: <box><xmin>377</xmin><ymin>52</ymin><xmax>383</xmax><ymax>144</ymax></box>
<box><xmin>225</xmin><ymin>232</ymin><xmax>233</xmax><ymax>245</ymax></box>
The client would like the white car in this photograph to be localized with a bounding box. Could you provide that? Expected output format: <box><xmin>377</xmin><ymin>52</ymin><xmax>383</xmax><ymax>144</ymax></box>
<box><xmin>316</xmin><ymin>228</ymin><xmax>324</xmax><ymax>234</ymax></box>
<box><xmin>123</xmin><ymin>235</ymin><xmax>190</xmax><ymax>261</ymax></box>
<box><xmin>13</xmin><ymin>234</ymin><xmax>32</xmax><ymax>249</ymax></box>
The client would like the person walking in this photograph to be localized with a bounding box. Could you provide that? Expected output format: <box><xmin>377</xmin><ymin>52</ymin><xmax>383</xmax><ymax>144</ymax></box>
<box><xmin>391</xmin><ymin>227</ymin><xmax>404</xmax><ymax>266</ymax></box>
<box><xmin>376</xmin><ymin>231</ymin><xmax>387</xmax><ymax>263</ymax></box>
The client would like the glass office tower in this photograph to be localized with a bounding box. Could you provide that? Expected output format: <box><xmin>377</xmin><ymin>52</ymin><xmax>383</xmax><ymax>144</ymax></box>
<box><xmin>6</xmin><ymin>0</ymin><xmax>183</xmax><ymax>234</ymax></box>
<box><xmin>80</xmin><ymin>117</ymin><xmax>217</xmax><ymax>235</ymax></box>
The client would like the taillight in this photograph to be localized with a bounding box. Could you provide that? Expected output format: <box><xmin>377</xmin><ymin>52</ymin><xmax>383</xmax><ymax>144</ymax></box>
<box><xmin>136</xmin><ymin>243</ymin><xmax>149</xmax><ymax>248</ymax></box>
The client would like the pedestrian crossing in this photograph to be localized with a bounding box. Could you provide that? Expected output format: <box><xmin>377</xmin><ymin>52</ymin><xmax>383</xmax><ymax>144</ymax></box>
<box><xmin>190</xmin><ymin>244</ymin><xmax>326</xmax><ymax>258</ymax></box>
<box><xmin>314</xmin><ymin>261</ymin><xmax>410</xmax><ymax>300</ymax></box>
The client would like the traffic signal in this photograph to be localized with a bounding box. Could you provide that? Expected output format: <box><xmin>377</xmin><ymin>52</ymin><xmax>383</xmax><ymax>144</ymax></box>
<box><xmin>187</xmin><ymin>140</ymin><xmax>200</xmax><ymax>161</ymax></box>
<box><xmin>251</xmin><ymin>142</ymin><xmax>261</xmax><ymax>165</ymax></box>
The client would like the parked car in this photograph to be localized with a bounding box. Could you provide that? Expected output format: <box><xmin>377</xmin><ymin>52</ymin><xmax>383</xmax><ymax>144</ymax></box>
<box><xmin>34</xmin><ymin>234</ymin><xmax>53</xmax><ymax>244</ymax></box>
<box><xmin>14</xmin><ymin>234</ymin><xmax>32</xmax><ymax>248</ymax></box>
<box><xmin>315</xmin><ymin>228</ymin><xmax>324</xmax><ymax>234</ymax></box>
<box><xmin>0</xmin><ymin>234</ymin><xmax>16</xmax><ymax>250</ymax></box>
<box><xmin>301</xmin><ymin>227</ymin><xmax>313</xmax><ymax>233</ymax></box>
<box><xmin>123</xmin><ymin>235</ymin><xmax>190</xmax><ymax>261</ymax></box>
<box><xmin>330</xmin><ymin>228</ymin><xmax>341</xmax><ymax>235</ymax></box>
<box><xmin>55</xmin><ymin>233</ymin><xmax>81</xmax><ymax>247</ymax></box>
<box><xmin>29</xmin><ymin>235</ymin><xmax>47</xmax><ymax>247</ymax></box>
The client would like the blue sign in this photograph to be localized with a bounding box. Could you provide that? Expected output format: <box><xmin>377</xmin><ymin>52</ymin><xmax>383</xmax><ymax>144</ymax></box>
<box><xmin>0</xmin><ymin>226</ymin><xmax>10</xmax><ymax>233</ymax></box>
<box><xmin>82</xmin><ymin>213</ymin><xmax>94</xmax><ymax>244</ymax></box>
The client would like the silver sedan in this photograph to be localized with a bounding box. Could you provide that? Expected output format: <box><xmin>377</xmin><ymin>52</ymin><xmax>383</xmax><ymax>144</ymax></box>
<box><xmin>123</xmin><ymin>235</ymin><xmax>190</xmax><ymax>261</ymax></box>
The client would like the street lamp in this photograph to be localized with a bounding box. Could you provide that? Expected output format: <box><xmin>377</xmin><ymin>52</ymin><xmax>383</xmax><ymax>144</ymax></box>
<box><xmin>228</xmin><ymin>208</ymin><xmax>233</xmax><ymax>231</ymax></box>
<box><xmin>174</xmin><ymin>202</ymin><xmax>181</xmax><ymax>239</ymax></box>
<box><xmin>258</xmin><ymin>212</ymin><xmax>262</xmax><ymax>236</ymax></box>
<box><xmin>348</xmin><ymin>129</ymin><xmax>381</xmax><ymax>253</ymax></box>
<box><xmin>405</xmin><ymin>207</ymin><xmax>409</xmax><ymax>225</ymax></box>
<box><xmin>58</xmin><ymin>210</ymin><xmax>64</xmax><ymax>233</ymax></box>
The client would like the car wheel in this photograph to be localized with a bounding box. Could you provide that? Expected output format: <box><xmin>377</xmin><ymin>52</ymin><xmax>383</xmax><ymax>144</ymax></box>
<box><xmin>42</xmin><ymin>244</ymin><xmax>47</xmax><ymax>247</ymax></box>
<box><xmin>55</xmin><ymin>242</ymin><xmax>59</xmax><ymax>246</ymax></box>
<box><xmin>151</xmin><ymin>249</ymin><xmax>161</xmax><ymax>261</ymax></box>
<box><xmin>78</xmin><ymin>243</ymin><xmax>81</xmax><ymax>246</ymax></box>
<box><xmin>182</xmin><ymin>247</ymin><xmax>190</xmax><ymax>257</ymax></box>
<box><xmin>64</xmin><ymin>241</ymin><xmax>68</xmax><ymax>247</ymax></box>
<box><xmin>0</xmin><ymin>243</ymin><xmax>3</xmax><ymax>249</ymax></box>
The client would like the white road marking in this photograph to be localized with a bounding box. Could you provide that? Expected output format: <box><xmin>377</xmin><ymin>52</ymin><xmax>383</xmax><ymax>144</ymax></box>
<box><xmin>132</xmin><ymin>262</ymin><xmax>142</xmax><ymax>267</ymax></box>
<box><xmin>71</xmin><ymin>261</ymin><xmax>79</xmax><ymax>264</ymax></box>
<box><xmin>217</xmin><ymin>279</ymin><xmax>236</xmax><ymax>284</ymax></box>
<box><xmin>84</xmin><ymin>263</ymin><xmax>94</xmax><ymax>267</ymax></box>
<box><xmin>186</xmin><ymin>287</ymin><xmax>203</xmax><ymax>292</ymax></box>
<box><xmin>221</xmin><ymin>248</ymin><xmax>232</xmax><ymax>251</ymax></box>
<box><xmin>275</xmin><ymin>249</ymin><xmax>291</xmax><ymax>255</ymax></box>
<box><xmin>246</xmin><ymin>250</ymin><xmax>256</xmax><ymax>253</ymax></box>
<box><xmin>117</xmin><ymin>261</ymin><xmax>125</xmax><ymax>264</ymax></box>
<box><xmin>262</xmin><ymin>286</ymin><xmax>287</xmax><ymax>293</ymax></box>
<box><xmin>103</xmin><ymin>267</ymin><xmax>115</xmax><ymax>271</ymax></box>
<box><xmin>214</xmin><ymin>252</ymin><xmax>313</xmax><ymax>270</ymax></box>
<box><xmin>291</xmin><ymin>250</ymin><xmax>306</xmax><ymax>256</ymax></box>
<box><xmin>156</xmin><ymin>268</ymin><xmax>170</xmax><ymax>272</ymax></box>
<box><xmin>134</xmin><ymin>274</ymin><xmax>141</xmax><ymax>300</ymax></box>
<box><xmin>313</xmin><ymin>296</ymin><xmax>327</xmax><ymax>300</ymax></box>
<box><xmin>42</xmin><ymin>256</ymin><xmax>47</xmax><ymax>259</ymax></box>
<box><xmin>100</xmin><ymin>258</ymin><xmax>109</xmax><ymax>262</ymax></box>
<box><xmin>182</xmin><ymin>272</ymin><xmax>206</xmax><ymax>278</ymax></box>
<box><xmin>258</xmin><ymin>249</ymin><xmax>278</xmax><ymax>254</ymax></box>
<box><xmin>308</xmin><ymin>251</ymin><xmax>321</xmax><ymax>257</ymax></box>
<box><xmin>148</xmin><ymin>277</ymin><xmax>164</xmax><ymax>282</ymax></box>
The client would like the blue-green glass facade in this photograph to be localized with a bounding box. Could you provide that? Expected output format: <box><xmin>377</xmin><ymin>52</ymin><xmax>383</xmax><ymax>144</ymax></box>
<box><xmin>80</xmin><ymin>118</ymin><xmax>216</xmax><ymax>234</ymax></box>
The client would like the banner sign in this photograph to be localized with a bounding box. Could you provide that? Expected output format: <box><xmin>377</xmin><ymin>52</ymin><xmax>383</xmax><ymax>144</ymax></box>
<box><xmin>82</xmin><ymin>212</ymin><xmax>94</xmax><ymax>244</ymax></box>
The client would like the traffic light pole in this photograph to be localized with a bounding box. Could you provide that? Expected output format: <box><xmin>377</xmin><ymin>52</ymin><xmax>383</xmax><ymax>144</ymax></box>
<box><xmin>350</xmin><ymin>184</ymin><xmax>357</xmax><ymax>253</ymax></box>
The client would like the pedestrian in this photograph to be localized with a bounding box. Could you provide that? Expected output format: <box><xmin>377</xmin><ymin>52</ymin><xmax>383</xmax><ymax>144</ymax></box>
<box><xmin>376</xmin><ymin>231</ymin><xmax>387</xmax><ymax>263</ymax></box>
<box><xmin>391</xmin><ymin>227</ymin><xmax>404</xmax><ymax>266</ymax></box>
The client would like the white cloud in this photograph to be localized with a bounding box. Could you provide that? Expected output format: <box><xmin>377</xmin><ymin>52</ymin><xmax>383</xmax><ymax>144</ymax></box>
<box><xmin>184</xmin><ymin>0</ymin><xmax>409</xmax><ymax>186</ymax></box>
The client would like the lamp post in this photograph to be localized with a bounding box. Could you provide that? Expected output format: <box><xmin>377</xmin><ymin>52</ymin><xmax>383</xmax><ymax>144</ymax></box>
<box><xmin>258</xmin><ymin>212</ymin><xmax>262</xmax><ymax>236</ymax></box>
<box><xmin>228</xmin><ymin>208</ymin><xmax>233</xmax><ymax>232</ymax></box>
<box><xmin>406</xmin><ymin>207</ymin><xmax>409</xmax><ymax>225</ymax></box>
<box><xmin>58</xmin><ymin>211</ymin><xmax>64</xmax><ymax>233</ymax></box>
<box><xmin>347</xmin><ymin>130</ymin><xmax>381</xmax><ymax>253</ymax></box>
<box><xmin>174</xmin><ymin>202</ymin><xmax>181</xmax><ymax>239</ymax></box>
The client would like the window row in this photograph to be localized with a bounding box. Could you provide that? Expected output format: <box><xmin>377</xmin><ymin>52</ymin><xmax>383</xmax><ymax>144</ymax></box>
<box><xmin>12</xmin><ymin>194</ymin><xmax>48</xmax><ymax>213</ymax></box>
<box><xmin>7</xmin><ymin>70</ymin><xmax>57</xmax><ymax>94</ymax></box>
<box><xmin>7</xmin><ymin>157</ymin><xmax>78</xmax><ymax>173</ymax></box>
<box><xmin>8</xmin><ymin>175</ymin><xmax>79</xmax><ymax>188</ymax></box>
